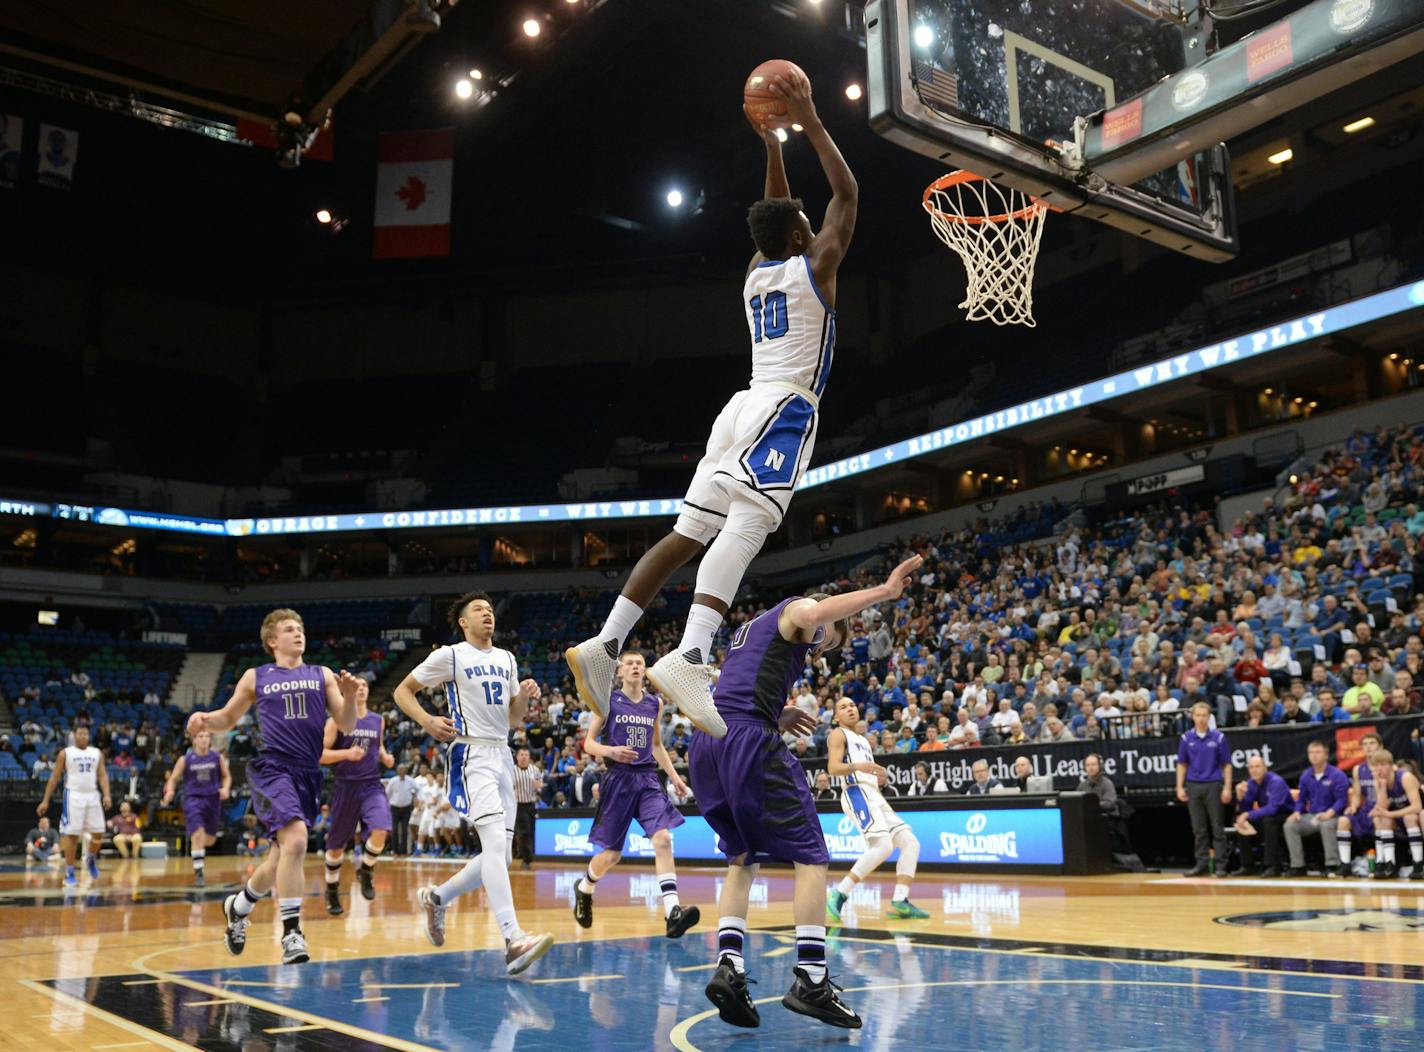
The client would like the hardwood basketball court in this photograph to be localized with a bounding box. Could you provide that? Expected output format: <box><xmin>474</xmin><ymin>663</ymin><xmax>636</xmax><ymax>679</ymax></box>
<box><xmin>6</xmin><ymin>855</ymin><xmax>1422</xmax><ymax>1051</ymax></box>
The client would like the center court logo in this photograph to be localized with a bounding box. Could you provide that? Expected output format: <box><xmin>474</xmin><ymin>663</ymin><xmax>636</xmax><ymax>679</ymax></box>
<box><xmin>1217</xmin><ymin>908</ymin><xmax>1424</xmax><ymax>932</ymax></box>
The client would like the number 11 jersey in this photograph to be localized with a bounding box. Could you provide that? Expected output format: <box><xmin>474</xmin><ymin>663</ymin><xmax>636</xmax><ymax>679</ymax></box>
<box><xmin>254</xmin><ymin>662</ymin><xmax>329</xmax><ymax>767</ymax></box>
<box><xmin>412</xmin><ymin>642</ymin><xmax>520</xmax><ymax>742</ymax></box>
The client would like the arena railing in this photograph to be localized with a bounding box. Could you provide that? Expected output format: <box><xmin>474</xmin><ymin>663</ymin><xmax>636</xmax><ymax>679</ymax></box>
<box><xmin>1100</xmin><ymin>712</ymin><xmax>1191</xmax><ymax>741</ymax></box>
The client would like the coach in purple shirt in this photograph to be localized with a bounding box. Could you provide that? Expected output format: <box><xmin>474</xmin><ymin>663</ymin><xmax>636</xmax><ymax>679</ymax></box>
<box><xmin>1232</xmin><ymin>755</ymin><xmax>1291</xmax><ymax>876</ymax></box>
<box><xmin>1175</xmin><ymin>701</ymin><xmax>1233</xmax><ymax>876</ymax></box>
<box><xmin>1283</xmin><ymin>740</ymin><xmax>1349</xmax><ymax>876</ymax></box>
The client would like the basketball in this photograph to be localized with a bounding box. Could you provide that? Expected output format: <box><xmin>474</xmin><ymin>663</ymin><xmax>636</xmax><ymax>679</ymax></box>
<box><xmin>743</xmin><ymin>58</ymin><xmax>806</xmax><ymax>129</ymax></box>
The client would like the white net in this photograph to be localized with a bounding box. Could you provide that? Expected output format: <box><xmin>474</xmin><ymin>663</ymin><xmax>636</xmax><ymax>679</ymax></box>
<box><xmin>924</xmin><ymin>173</ymin><xmax>1049</xmax><ymax>328</ymax></box>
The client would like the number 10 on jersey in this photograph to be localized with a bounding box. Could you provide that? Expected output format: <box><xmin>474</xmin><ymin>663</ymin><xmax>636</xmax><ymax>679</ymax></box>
<box><xmin>750</xmin><ymin>290</ymin><xmax>788</xmax><ymax>343</ymax></box>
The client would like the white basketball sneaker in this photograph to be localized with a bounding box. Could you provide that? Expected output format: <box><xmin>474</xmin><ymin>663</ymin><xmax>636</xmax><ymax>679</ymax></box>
<box><xmin>565</xmin><ymin>637</ymin><xmax>619</xmax><ymax>718</ymax></box>
<box><xmin>648</xmin><ymin>651</ymin><xmax>727</xmax><ymax>738</ymax></box>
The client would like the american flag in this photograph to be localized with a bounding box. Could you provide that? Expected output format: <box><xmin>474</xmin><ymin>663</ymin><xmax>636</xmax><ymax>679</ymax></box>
<box><xmin>912</xmin><ymin>58</ymin><xmax>959</xmax><ymax>112</ymax></box>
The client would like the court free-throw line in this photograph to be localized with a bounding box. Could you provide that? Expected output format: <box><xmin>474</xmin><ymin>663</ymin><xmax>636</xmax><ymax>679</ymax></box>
<box><xmin>529</xmin><ymin>973</ymin><xmax>624</xmax><ymax>985</ymax></box>
<box><xmin>264</xmin><ymin>1024</ymin><xmax>325</xmax><ymax>1034</ymax></box>
<box><xmin>183</xmin><ymin>998</ymin><xmax>237</xmax><ymax>1006</ymax></box>
<box><xmin>18</xmin><ymin>979</ymin><xmax>198</xmax><ymax>1052</ymax></box>
<box><xmin>360</xmin><ymin>982</ymin><xmax>460</xmax><ymax>989</ymax></box>
<box><xmin>669</xmin><ymin>978</ymin><xmax>1340</xmax><ymax>1052</ymax></box>
<box><xmin>92</xmin><ymin>1043</ymin><xmax>153</xmax><ymax>1049</ymax></box>
<box><xmin>353</xmin><ymin>996</ymin><xmax>391</xmax><ymax>1003</ymax></box>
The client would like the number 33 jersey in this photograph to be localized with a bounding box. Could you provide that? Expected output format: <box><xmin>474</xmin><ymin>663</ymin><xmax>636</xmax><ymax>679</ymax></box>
<box><xmin>605</xmin><ymin>690</ymin><xmax>659</xmax><ymax>768</ymax></box>
<box><xmin>412</xmin><ymin>642</ymin><xmax>520</xmax><ymax>742</ymax></box>
<box><xmin>254</xmin><ymin>663</ymin><xmax>330</xmax><ymax>767</ymax></box>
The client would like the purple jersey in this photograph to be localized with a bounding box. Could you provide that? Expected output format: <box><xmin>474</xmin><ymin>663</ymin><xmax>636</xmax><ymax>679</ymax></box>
<box><xmin>605</xmin><ymin>690</ymin><xmax>659</xmax><ymax>768</ymax></box>
<box><xmin>1384</xmin><ymin>769</ymin><xmax>1411</xmax><ymax>811</ymax></box>
<box><xmin>334</xmin><ymin>711</ymin><xmax>384</xmax><ymax>781</ymax></box>
<box><xmin>253</xmin><ymin>662</ymin><xmax>328</xmax><ymax>768</ymax></box>
<box><xmin>714</xmin><ymin>598</ymin><xmax>822</xmax><ymax>726</ymax></box>
<box><xmin>184</xmin><ymin>749</ymin><xmax>221</xmax><ymax>797</ymax></box>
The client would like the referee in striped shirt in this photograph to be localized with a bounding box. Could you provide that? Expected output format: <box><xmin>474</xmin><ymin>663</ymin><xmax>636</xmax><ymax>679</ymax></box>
<box><xmin>512</xmin><ymin>747</ymin><xmax>542</xmax><ymax>869</ymax></box>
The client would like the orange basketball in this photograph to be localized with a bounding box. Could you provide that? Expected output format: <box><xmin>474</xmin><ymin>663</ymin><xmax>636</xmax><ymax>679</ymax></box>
<box><xmin>743</xmin><ymin>59</ymin><xmax>806</xmax><ymax>129</ymax></box>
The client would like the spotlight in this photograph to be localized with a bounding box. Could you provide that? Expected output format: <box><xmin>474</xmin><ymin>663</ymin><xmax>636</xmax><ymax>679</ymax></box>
<box><xmin>1343</xmin><ymin>116</ymin><xmax>1375</xmax><ymax>134</ymax></box>
<box><xmin>666</xmin><ymin>189</ymin><xmax>684</xmax><ymax>208</ymax></box>
<box><xmin>523</xmin><ymin>17</ymin><xmax>542</xmax><ymax>37</ymax></box>
<box><xmin>845</xmin><ymin>83</ymin><xmax>863</xmax><ymax>101</ymax></box>
<box><xmin>1267</xmin><ymin>147</ymin><xmax>1293</xmax><ymax>165</ymax></box>
<box><xmin>470</xmin><ymin>68</ymin><xmax>484</xmax><ymax>80</ymax></box>
<box><xmin>791</xmin><ymin>123</ymin><xmax>804</xmax><ymax>132</ymax></box>
<box><xmin>913</xmin><ymin>25</ymin><xmax>935</xmax><ymax>48</ymax></box>
<box><xmin>1390</xmin><ymin>353</ymin><xmax>1399</xmax><ymax>360</ymax></box>
<box><xmin>316</xmin><ymin>209</ymin><xmax>333</xmax><ymax>224</ymax></box>
<box><xmin>455</xmin><ymin>78</ymin><xmax>473</xmax><ymax>99</ymax></box>
<box><xmin>774</xmin><ymin>127</ymin><xmax>789</xmax><ymax>143</ymax></box>
<box><xmin>1263</xmin><ymin>387</ymin><xmax>1273</xmax><ymax>394</ymax></box>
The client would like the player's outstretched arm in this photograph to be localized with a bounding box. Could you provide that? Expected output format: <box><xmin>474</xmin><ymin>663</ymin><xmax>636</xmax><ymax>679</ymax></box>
<box><xmin>782</xmin><ymin>554</ymin><xmax>923</xmax><ymax>639</ymax></box>
<box><xmin>188</xmin><ymin>669</ymin><xmax>256</xmax><ymax>735</ymax></box>
<box><xmin>771</xmin><ymin>69</ymin><xmax>857</xmax><ymax>287</ymax></box>
<box><xmin>760</xmin><ymin>126</ymin><xmax>790</xmax><ymax>201</ymax></box>
<box><xmin>160</xmin><ymin>755</ymin><xmax>187</xmax><ymax>805</ymax></box>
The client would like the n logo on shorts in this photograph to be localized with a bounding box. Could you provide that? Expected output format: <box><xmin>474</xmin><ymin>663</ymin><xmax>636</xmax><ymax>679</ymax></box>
<box><xmin>763</xmin><ymin>448</ymin><xmax>786</xmax><ymax>472</ymax></box>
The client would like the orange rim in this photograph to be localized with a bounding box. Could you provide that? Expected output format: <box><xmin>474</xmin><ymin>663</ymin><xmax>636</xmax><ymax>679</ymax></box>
<box><xmin>922</xmin><ymin>170</ymin><xmax>1051</xmax><ymax>225</ymax></box>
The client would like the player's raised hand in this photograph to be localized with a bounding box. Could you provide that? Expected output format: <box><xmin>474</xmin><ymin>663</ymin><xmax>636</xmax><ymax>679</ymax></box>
<box><xmin>883</xmin><ymin>553</ymin><xmax>925</xmax><ymax>599</ymax></box>
<box><xmin>607</xmin><ymin>746</ymin><xmax>639</xmax><ymax>764</ymax></box>
<box><xmin>777</xmin><ymin>705</ymin><xmax>819</xmax><ymax>737</ymax></box>
<box><xmin>769</xmin><ymin>69</ymin><xmax>817</xmax><ymax>127</ymax></box>
<box><xmin>186</xmin><ymin>711</ymin><xmax>208</xmax><ymax>738</ymax></box>
<box><xmin>519</xmin><ymin>678</ymin><xmax>542</xmax><ymax>703</ymax></box>
<box><xmin>337</xmin><ymin>670</ymin><xmax>364</xmax><ymax>700</ymax></box>
<box><xmin>423</xmin><ymin>713</ymin><xmax>458</xmax><ymax>742</ymax></box>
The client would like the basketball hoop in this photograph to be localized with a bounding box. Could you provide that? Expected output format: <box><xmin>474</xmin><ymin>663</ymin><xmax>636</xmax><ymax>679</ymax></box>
<box><xmin>922</xmin><ymin>171</ymin><xmax>1050</xmax><ymax>328</ymax></box>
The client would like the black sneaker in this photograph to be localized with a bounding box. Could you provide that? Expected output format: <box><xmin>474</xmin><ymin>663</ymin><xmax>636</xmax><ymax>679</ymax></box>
<box><xmin>1410</xmin><ymin>866</ymin><xmax>1424</xmax><ymax>881</ymax></box>
<box><xmin>1260</xmin><ymin>867</ymin><xmax>1282</xmax><ymax>878</ymax></box>
<box><xmin>782</xmin><ymin>967</ymin><xmax>862</xmax><ymax>1029</ymax></box>
<box><xmin>1284</xmin><ymin>867</ymin><xmax>1308</xmax><ymax>878</ymax></box>
<box><xmin>193</xmin><ymin>870</ymin><xmax>205</xmax><ymax>888</ymax></box>
<box><xmin>357</xmin><ymin>865</ymin><xmax>376</xmax><ymax>901</ymax></box>
<box><xmin>1335</xmin><ymin>863</ymin><xmax>1351</xmax><ymax>879</ymax></box>
<box><xmin>665</xmin><ymin>904</ymin><xmax>700</xmax><ymax>939</ymax></box>
<box><xmin>704</xmin><ymin>956</ymin><xmax>759</xmax><ymax>1028</ymax></box>
<box><xmin>325</xmin><ymin>884</ymin><xmax>344</xmax><ymax>916</ymax></box>
<box><xmin>221</xmin><ymin>893</ymin><xmax>249</xmax><ymax>956</ymax></box>
<box><xmin>1185</xmin><ymin>863</ymin><xmax>1209</xmax><ymax>877</ymax></box>
<box><xmin>573</xmin><ymin>884</ymin><xmax>594</xmax><ymax>929</ymax></box>
<box><xmin>1374</xmin><ymin>861</ymin><xmax>1399</xmax><ymax>880</ymax></box>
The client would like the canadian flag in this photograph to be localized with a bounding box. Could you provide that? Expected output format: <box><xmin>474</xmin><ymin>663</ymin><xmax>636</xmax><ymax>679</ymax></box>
<box><xmin>373</xmin><ymin>128</ymin><xmax>454</xmax><ymax>259</ymax></box>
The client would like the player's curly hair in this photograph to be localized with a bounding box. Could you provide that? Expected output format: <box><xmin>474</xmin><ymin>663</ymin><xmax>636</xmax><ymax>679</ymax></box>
<box><xmin>448</xmin><ymin>590</ymin><xmax>493</xmax><ymax>631</ymax></box>
<box><xmin>747</xmin><ymin>196</ymin><xmax>805</xmax><ymax>259</ymax></box>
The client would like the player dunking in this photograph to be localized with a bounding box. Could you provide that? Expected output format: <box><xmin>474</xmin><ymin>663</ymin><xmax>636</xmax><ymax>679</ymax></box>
<box><xmin>36</xmin><ymin>723</ymin><xmax>111</xmax><ymax>887</ymax></box>
<box><xmin>824</xmin><ymin>698</ymin><xmax>930</xmax><ymax>921</ymax></box>
<box><xmin>161</xmin><ymin>729</ymin><xmax>232</xmax><ymax>887</ymax></box>
<box><xmin>188</xmin><ymin>608</ymin><xmax>362</xmax><ymax>964</ymax></box>
<box><xmin>573</xmin><ymin>649</ymin><xmax>701</xmax><ymax>937</ymax></box>
<box><xmin>692</xmin><ymin>553</ymin><xmax>922</xmax><ymax>1031</ymax></box>
<box><xmin>567</xmin><ymin>67</ymin><xmax>856</xmax><ymax>734</ymax></box>
<box><xmin>393</xmin><ymin>591</ymin><xmax>555</xmax><ymax>975</ymax></box>
<box><xmin>320</xmin><ymin>679</ymin><xmax>395</xmax><ymax>914</ymax></box>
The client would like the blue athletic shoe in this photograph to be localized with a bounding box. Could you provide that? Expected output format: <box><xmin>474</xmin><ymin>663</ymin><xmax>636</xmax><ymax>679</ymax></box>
<box><xmin>888</xmin><ymin>899</ymin><xmax>930</xmax><ymax>919</ymax></box>
<box><xmin>86</xmin><ymin>856</ymin><xmax>100</xmax><ymax>880</ymax></box>
<box><xmin>826</xmin><ymin>889</ymin><xmax>848</xmax><ymax>922</ymax></box>
<box><xmin>64</xmin><ymin>866</ymin><xmax>78</xmax><ymax>887</ymax></box>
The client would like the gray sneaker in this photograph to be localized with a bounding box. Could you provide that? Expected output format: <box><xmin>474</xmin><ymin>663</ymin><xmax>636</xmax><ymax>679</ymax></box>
<box><xmin>417</xmin><ymin>885</ymin><xmax>446</xmax><ymax>947</ymax></box>
<box><xmin>648</xmin><ymin>651</ymin><xmax>726</xmax><ymax>738</ymax></box>
<box><xmin>505</xmin><ymin>931</ymin><xmax>555</xmax><ymax>976</ymax></box>
<box><xmin>280</xmin><ymin>929</ymin><xmax>309</xmax><ymax>965</ymax></box>
<box><xmin>565</xmin><ymin>637</ymin><xmax>618</xmax><ymax>718</ymax></box>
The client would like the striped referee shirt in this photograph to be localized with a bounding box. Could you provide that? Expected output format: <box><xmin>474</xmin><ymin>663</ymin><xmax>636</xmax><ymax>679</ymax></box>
<box><xmin>512</xmin><ymin>762</ymin><xmax>541</xmax><ymax>804</ymax></box>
